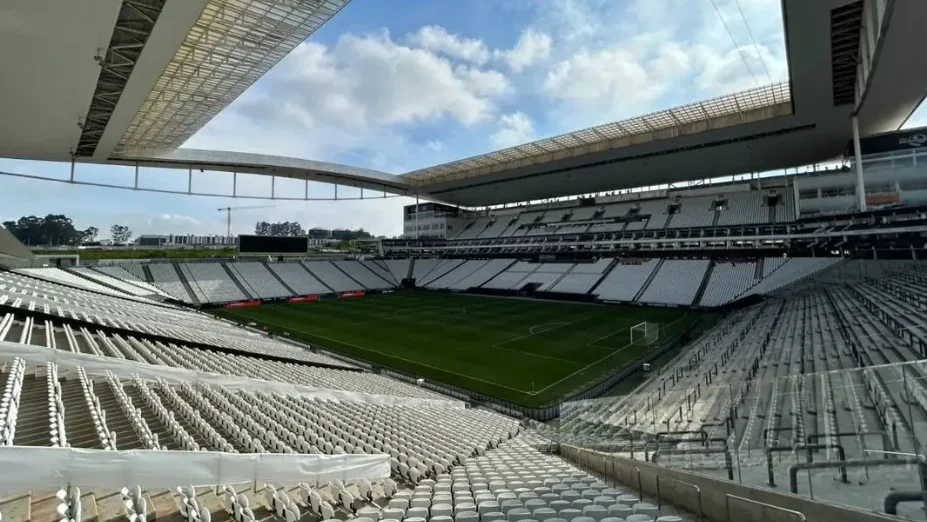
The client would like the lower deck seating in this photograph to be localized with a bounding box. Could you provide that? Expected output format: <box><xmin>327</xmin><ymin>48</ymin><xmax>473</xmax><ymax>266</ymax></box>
<box><xmin>302</xmin><ymin>262</ymin><xmax>364</xmax><ymax>293</ymax></box>
<box><xmin>482</xmin><ymin>261</ymin><xmax>539</xmax><ymax>290</ymax></box>
<box><xmin>743</xmin><ymin>257</ymin><xmax>840</xmax><ymax>297</ymax></box>
<box><xmin>549</xmin><ymin>261</ymin><xmax>611</xmax><ymax>294</ymax></box>
<box><xmin>227</xmin><ymin>262</ymin><xmax>291</xmax><ymax>299</ymax></box>
<box><xmin>267</xmin><ymin>263</ymin><xmax>331</xmax><ymax>295</ymax></box>
<box><xmin>181</xmin><ymin>263</ymin><xmax>248</xmax><ymax>303</ymax></box>
<box><xmin>637</xmin><ymin>259</ymin><xmax>710</xmax><ymax>306</ymax></box>
<box><xmin>446</xmin><ymin>259</ymin><xmax>514</xmax><ymax>290</ymax></box>
<box><xmin>332</xmin><ymin>261</ymin><xmax>393</xmax><ymax>290</ymax></box>
<box><xmin>92</xmin><ymin>266</ymin><xmax>170</xmax><ymax>297</ymax></box>
<box><xmin>384</xmin><ymin>259</ymin><xmax>412</xmax><ymax>283</ymax></box>
<box><xmin>147</xmin><ymin>263</ymin><xmax>195</xmax><ymax>303</ymax></box>
<box><xmin>554</xmin><ymin>262</ymin><xmax>927</xmax><ymax>517</ymax></box>
<box><xmin>594</xmin><ymin>260</ymin><xmax>659</xmax><ymax>301</ymax></box>
<box><xmin>698</xmin><ymin>261</ymin><xmax>755</xmax><ymax>306</ymax></box>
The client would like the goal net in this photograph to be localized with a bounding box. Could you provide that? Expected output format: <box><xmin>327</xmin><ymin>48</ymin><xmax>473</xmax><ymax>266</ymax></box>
<box><xmin>630</xmin><ymin>321</ymin><xmax>660</xmax><ymax>346</ymax></box>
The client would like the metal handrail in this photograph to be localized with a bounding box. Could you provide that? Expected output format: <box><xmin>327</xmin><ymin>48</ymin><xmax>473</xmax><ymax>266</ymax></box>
<box><xmin>725</xmin><ymin>494</ymin><xmax>806</xmax><ymax>522</ymax></box>
<box><xmin>656</xmin><ymin>475</ymin><xmax>702</xmax><ymax>522</ymax></box>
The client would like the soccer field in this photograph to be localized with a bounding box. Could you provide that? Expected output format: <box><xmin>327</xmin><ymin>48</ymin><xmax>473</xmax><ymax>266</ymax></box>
<box><xmin>216</xmin><ymin>291</ymin><xmax>695</xmax><ymax>406</ymax></box>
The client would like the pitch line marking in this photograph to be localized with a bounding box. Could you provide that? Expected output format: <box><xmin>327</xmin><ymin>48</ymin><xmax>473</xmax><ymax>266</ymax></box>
<box><xmin>529</xmin><ymin>322</ymin><xmax>569</xmax><ymax>335</ymax></box>
<box><xmin>238</xmin><ymin>315</ymin><xmax>539</xmax><ymax>394</ymax></box>
<box><xmin>393</xmin><ymin>306</ymin><xmax>467</xmax><ymax>317</ymax></box>
<box><xmin>585</xmin><ymin>318</ymin><xmax>637</xmax><ymax>348</ymax></box>
<box><xmin>529</xmin><ymin>339</ymin><xmax>639</xmax><ymax>396</ymax></box>
<box><xmin>530</xmin><ymin>313</ymin><xmax>693</xmax><ymax>396</ymax></box>
<box><xmin>489</xmin><ymin>343</ymin><xmax>583</xmax><ymax>365</ymax></box>
<box><xmin>493</xmin><ymin>317</ymin><xmax>593</xmax><ymax>348</ymax></box>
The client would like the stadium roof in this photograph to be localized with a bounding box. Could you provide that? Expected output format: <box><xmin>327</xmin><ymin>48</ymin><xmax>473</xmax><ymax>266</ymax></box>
<box><xmin>114</xmin><ymin>0</ymin><xmax>348</xmax><ymax>155</ymax></box>
<box><xmin>1</xmin><ymin>0</ymin><xmax>926</xmax><ymax>207</ymax></box>
<box><xmin>402</xmin><ymin>82</ymin><xmax>792</xmax><ymax>186</ymax></box>
<box><xmin>0</xmin><ymin>0</ymin><xmax>348</xmax><ymax>161</ymax></box>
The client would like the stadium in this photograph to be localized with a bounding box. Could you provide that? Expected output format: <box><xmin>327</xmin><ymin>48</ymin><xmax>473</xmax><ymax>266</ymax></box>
<box><xmin>1</xmin><ymin>1</ymin><xmax>927</xmax><ymax>522</ymax></box>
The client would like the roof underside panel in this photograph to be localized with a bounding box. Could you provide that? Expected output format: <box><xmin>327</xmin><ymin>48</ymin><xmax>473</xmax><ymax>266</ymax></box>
<box><xmin>115</xmin><ymin>0</ymin><xmax>349</xmax><ymax>154</ymax></box>
<box><xmin>402</xmin><ymin>82</ymin><xmax>792</xmax><ymax>187</ymax></box>
<box><xmin>76</xmin><ymin>0</ymin><xmax>167</xmax><ymax>157</ymax></box>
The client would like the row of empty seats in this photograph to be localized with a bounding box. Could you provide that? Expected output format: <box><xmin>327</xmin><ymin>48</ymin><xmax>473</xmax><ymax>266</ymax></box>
<box><xmin>449</xmin><ymin>189</ymin><xmax>795</xmax><ymax>240</ymax></box>
<box><xmin>227</xmin><ymin>262</ymin><xmax>291</xmax><ymax>299</ymax></box>
<box><xmin>483</xmin><ymin>262</ymin><xmax>540</xmax><ymax>290</ymax></box>
<box><xmin>267</xmin><ymin>262</ymin><xmax>331</xmax><ymax>296</ymax></box>
<box><xmin>421</xmin><ymin>256</ymin><xmax>838</xmax><ymax>307</ymax></box>
<box><xmin>553</xmin><ymin>261</ymin><xmax>927</xmax><ymax>517</ymax></box>
<box><xmin>637</xmin><ymin>260</ymin><xmax>710</xmax><ymax>306</ymax></box>
<box><xmin>697</xmin><ymin>261</ymin><xmax>756</xmax><ymax>307</ymax></box>
<box><xmin>181</xmin><ymin>263</ymin><xmax>249</xmax><ymax>303</ymax></box>
<box><xmin>147</xmin><ymin>263</ymin><xmax>196</xmax><ymax>303</ymax></box>
<box><xmin>18</xmin><ymin>255</ymin><xmax>844</xmax><ymax>311</ymax></box>
<box><xmin>91</xmin><ymin>266</ymin><xmax>171</xmax><ymax>298</ymax></box>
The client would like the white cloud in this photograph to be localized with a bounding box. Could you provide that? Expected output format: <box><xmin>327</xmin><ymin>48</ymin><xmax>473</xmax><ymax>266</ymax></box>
<box><xmin>531</xmin><ymin>0</ymin><xmax>787</xmax><ymax>130</ymax></box>
<box><xmin>409</xmin><ymin>26</ymin><xmax>490</xmax><ymax>65</ymax></box>
<box><xmin>495</xmin><ymin>28</ymin><xmax>552</xmax><ymax>72</ymax></box>
<box><xmin>188</xmin><ymin>30</ymin><xmax>511</xmax><ymax>173</ymax></box>
<box><xmin>455</xmin><ymin>65</ymin><xmax>510</xmax><ymax>98</ymax></box>
<box><xmin>691</xmin><ymin>44</ymin><xmax>785</xmax><ymax>93</ymax></box>
<box><xmin>543</xmin><ymin>47</ymin><xmax>658</xmax><ymax>104</ymax></box>
<box><xmin>491</xmin><ymin>112</ymin><xmax>536</xmax><ymax>148</ymax></box>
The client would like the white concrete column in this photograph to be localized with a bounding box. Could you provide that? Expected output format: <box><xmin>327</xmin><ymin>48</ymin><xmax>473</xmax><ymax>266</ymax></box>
<box><xmin>415</xmin><ymin>195</ymin><xmax>420</xmax><ymax>240</ymax></box>
<box><xmin>852</xmin><ymin>115</ymin><xmax>867</xmax><ymax>211</ymax></box>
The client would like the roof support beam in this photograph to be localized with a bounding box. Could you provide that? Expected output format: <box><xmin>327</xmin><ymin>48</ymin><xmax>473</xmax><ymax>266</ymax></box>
<box><xmin>75</xmin><ymin>0</ymin><xmax>166</xmax><ymax>157</ymax></box>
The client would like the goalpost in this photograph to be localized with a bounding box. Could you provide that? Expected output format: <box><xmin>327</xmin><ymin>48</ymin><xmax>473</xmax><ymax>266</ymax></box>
<box><xmin>630</xmin><ymin>321</ymin><xmax>661</xmax><ymax>346</ymax></box>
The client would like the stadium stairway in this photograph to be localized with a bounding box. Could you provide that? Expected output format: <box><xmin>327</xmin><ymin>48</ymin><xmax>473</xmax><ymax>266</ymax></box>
<box><xmin>123</xmin><ymin>384</ymin><xmax>179</xmax><ymax>450</ymax></box>
<box><xmin>142</xmin><ymin>264</ymin><xmax>155</xmax><ymax>283</ymax></box>
<box><xmin>297</xmin><ymin>262</ymin><xmax>334</xmax><ymax>293</ymax></box>
<box><xmin>93</xmin><ymin>382</ymin><xmax>147</xmax><ymax>450</ymax></box>
<box><xmin>330</xmin><ymin>261</ymin><xmax>368</xmax><ymax>290</ymax></box>
<box><xmin>172</xmin><ymin>263</ymin><xmax>201</xmax><ymax>305</ymax></box>
<box><xmin>60</xmin><ymin>378</ymin><xmax>106</xmax><ymax>449</ymax></box>
<box><xmin>632</xmin><ymin>258</ymin><xmax>664</xmax><ymax>302</ymax></box>
<box><xmin>546</xmin><ymin>263</ymin><xmax>576</xmax><ymax>291</ymax></box>
<box><xmin>586</xmin><ymin>258</ymin><xmax>618</xmax><ymax>295</ymax></box>
<box><xmin>691</xmin><ymin>261</ymin><xmax>714</xmax><ymax>306</ymax></box>
<box><xmin>64</xmin><ymin>268</ymin><xmax>132</xmax><ymax>297</ymax></box>
<box><xmin>263</xmin><ymin>261</ymin><xmax>298</xmax><ymax>296</ymax></box>
<box><xmin>222</xmin><ymin>263</ymin><xmax>256</xmax><ymax>300</ymax></box>
<box><xmin>13</xmin><ymin>374</ymin><xmax>50</xmax><ymax>446</ymax></box>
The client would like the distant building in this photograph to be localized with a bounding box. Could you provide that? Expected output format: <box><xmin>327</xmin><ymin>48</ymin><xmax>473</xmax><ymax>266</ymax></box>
<box><xmin>403</xmin><ymin>202</ymin><xmax>464</xmax><ymax>239</ymax></box>
<box><xmin>134</xmin><ymin>234</ymin><xmax>236</xmax><ymax>247</ymax></box>
<box><xmin>307</xmin><ymin>228</ymin><xmax>331</xmax><ymax>239</ymax></box>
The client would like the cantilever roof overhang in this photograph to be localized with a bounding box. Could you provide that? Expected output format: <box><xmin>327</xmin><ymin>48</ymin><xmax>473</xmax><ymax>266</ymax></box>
<box><xmin>1</xmin><ymin>0</ymin><xmax>926</xmax><ymax>208</ymax></box>
<box><xmin>0</xmin><ymin>0</ymin><xmax>349</xmax><ymax>161</ymax></box>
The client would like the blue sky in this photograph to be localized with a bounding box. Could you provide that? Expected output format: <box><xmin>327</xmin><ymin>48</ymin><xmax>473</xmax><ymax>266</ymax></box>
<box><xmin>1</xmin><ymin>0</ymin><xmax>925</xmax><ymax>239</ymax></box>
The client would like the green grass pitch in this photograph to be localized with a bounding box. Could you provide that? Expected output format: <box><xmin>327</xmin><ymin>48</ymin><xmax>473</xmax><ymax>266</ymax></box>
<box><xmin>216</xmin><ymin>291</ymin><xmax>696</xmax><ymax>407</ymax></box>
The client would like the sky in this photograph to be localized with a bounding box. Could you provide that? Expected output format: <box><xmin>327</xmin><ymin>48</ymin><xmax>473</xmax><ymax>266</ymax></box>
<box><xmin>0</xmin><ymin>0</ymin><xmax>925</xmax><ymax>239</ymax></box>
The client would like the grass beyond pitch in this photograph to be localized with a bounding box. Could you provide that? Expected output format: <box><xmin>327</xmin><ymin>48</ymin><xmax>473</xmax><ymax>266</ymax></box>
<box><xmin>216</xmin><ymin>291</ymin><xmax>694</xmax><ymax>407</ymax></box>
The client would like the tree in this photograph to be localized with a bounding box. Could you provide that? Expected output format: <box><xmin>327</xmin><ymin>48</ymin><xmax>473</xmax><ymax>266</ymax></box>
<box><xmin>2</xmin><ymin>214</ymin><xmax>88</xmax><ymax>246</ymax></box>
<box><xmin>331</xmin><ymin>228</ymin><xmax>373</xmax><ymax>241</ymax></box>
<box><xmin>82</xmin><ymin>227</ymin><xmax>99</xmax><ymax>244</ymax></box>
<box><xmin>110</xmin><ymin>224</ymin><xmax>132</xmax><ymax>244</ymax></box>
<box><xmin>254</xmin><ymin>221</ymin><xmax>305</xmax><ymax>236</ymax></box>
<box><xmin>254</xmin><ymin>221</ymin><xmax>271</xmax><ymax>235</ymax></box>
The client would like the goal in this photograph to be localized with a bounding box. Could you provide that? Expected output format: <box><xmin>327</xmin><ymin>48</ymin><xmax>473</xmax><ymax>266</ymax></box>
<box><xmin>630</xmin><ymin>321</ymin><xmax>661</xmax><ymax>345</ymax></box>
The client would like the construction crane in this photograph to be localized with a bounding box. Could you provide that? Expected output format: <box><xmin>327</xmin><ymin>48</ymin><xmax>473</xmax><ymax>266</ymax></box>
<box><xmin>218</xmin><ymin>205</ymin><xmax>275</xmax><ymax>237</ymax></box>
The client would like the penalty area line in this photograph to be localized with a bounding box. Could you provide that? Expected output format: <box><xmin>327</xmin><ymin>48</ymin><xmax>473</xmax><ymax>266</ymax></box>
<box><xmin>240</xmin><ymin>316</ymin><xmax>535</xmax><ymax>395</ymax></box>
<box><xmin>493</xmin><ymin>317</ymin><xmax>592</xmax><ymax>348</ymax></box>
